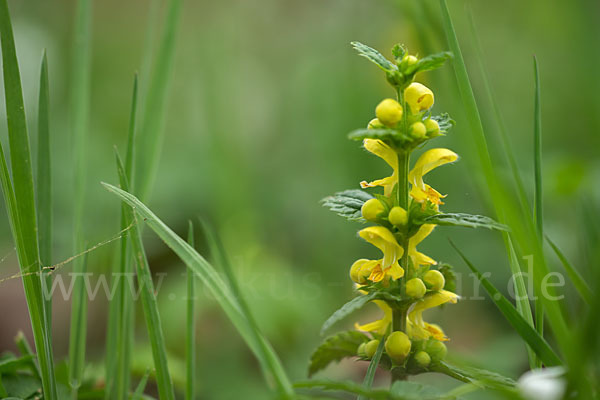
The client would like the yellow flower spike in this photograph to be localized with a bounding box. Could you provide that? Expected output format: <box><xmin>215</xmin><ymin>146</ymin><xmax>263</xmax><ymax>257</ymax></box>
<box><xmin>355</xmin><ymin>300</ymin><xmax>392</xmax><ymax>335</ymax></box>
<box><xmin>360</xmin><ymin>139</ymin><xmax>398</xmax><ymax>196</ymax></box>
<box><xmin>408</xmin><ymin>148</ymin><xmax>458</xmax><ymax>205</ymax></box>
<box><xmin>367</xmin><ymin>118</ymin><xmax>384</xmax><ymax>130</ymax></box>
<box><xmin>409</xmin><ymin>122</ymin><xmax>427</xmax><ymax>139</ymax></box>
<box><xmin>359</xmin><ymin>226</ymin><xmax>403</xmax><ymax>269</ymax></box>
<box><xmin>361</xmin><ymin>198</ymin><xmax>385</xmax><ymax>222</ymax></box>
<box><xmin>407</xmin><ymin>290</ymin><xmax>458</xmax><ymax>341</ymax></box>
<box><xmin>375</xmin><ymin>98</ymin><xmax>403</xmax><ymax>127</ymax></box>
<box><xmin>404</xmin><ymin>82</ymin><xmax>434</xmax><ymax>113</ymax></box>
<box><xmin>349</xmin><ymin>259</ymin><xmax>379</xmax><ymax>284</ymax></box>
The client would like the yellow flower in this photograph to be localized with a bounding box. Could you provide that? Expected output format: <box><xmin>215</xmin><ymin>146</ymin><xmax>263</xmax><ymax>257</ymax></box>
<box><xmin>408</xmin><ymin>148</ymin><xmax>458</xmax><ymax>206</ymax></box>
<box><xmin>407</xmin><ymin>290</ymin><xmax>458</xmax><ymax>341</ymax></box>
<box><xmin>404</xmin><ymin>82</ymin><xmax>434</xmax><ymax>113</ymax></box>
<box><xmin>360</xmin><ymin>139</ymin><xmax>397</xmax><ymax>196</ymax></box>
<box><xmin>358</xmin><ymin>226</ymin><xmax>404</xmax><ymax>282</ymax></box>
<box><xmin>407</xmin><ymin>223</ymin><xmax>437</xmax><ymax>268</ymax></box>
<box><xmin>375</xmin><ymin>98</ymin><xmax>403</xmax><ymax>127</ymax></box>
<box><xmin>355</xmin><ymin>300</ymin><xmax>392</xmax><ymax>335</ymax></box>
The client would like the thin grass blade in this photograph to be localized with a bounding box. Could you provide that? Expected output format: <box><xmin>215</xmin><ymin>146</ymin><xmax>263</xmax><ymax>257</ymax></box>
<box><xmin>546</xmin><ymin>236</ymin><xmax>592</xmax><ymax>304</ymax></box>
<box><xmin>438</xmin><ymin>0</ymin><xmax>570</xmax><ymax>357</ymax></box>
<box><xmin>185</xmin><ymin>221</ymin><xmax>196</xmax><ymax>400</ymax></box>
<box><xmin>0</xmin><ymin>1</ymin><xmax>57</xmax><ymax>397</ymax></box>
<box><xmin>114</xmin><ymin>152</ymin><xmax>175</xmax><ymax>400</ymax></box>
<box><xmin>102</xmin><ymin>183</ymin><xmax>295</xmax><ymax>398</ymax></box>
<box><xmin>357</xmin><ymin>336</ymin><xmax>385</xmax><ymax>400</ymax></box>
<box><xmin>450</xmin><ymin>240</ymin><xmax>561</xmax><ymax>366</ymax></box>
<box><xmin>134</xmin><ymin>0</ymin><xmax>182</xmax><ymax>200</ymax></box>
<box><xmin>37</xmin><ymin>50</ymin><xmax>53</xmax><ymax>324</ymax></box>
<box><xmin>200</xmin><ymin>221</ymin><xmax>295</xmax><ymax>397</ymax></box>
<box><xmin>132</xmin><ymin>369</ymin><xmax>152</xmax><ymax>400</ymax></box>
<box><xmin>67</xmin><ymin>0</ymin><xmax>92</xmax><ymax>393</ymax></box>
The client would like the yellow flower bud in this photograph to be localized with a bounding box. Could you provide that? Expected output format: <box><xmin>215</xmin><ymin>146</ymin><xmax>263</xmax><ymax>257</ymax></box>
<box><xmin>361</xmin><ymin>198</ymin><xmax>385</xmax><ymax>222</ymax></box>
<box><xmin>426</xmin><ymin>340</ymin><xmax>447</xmax><ymax>362</ymax></box>
<box><xmin>365</xmin><ymin>339</ymin><xmax>380</xmax><ymax>359</ymax></box>
<box><xmin>414</xmin><ymin>351</ymin><xmax>431</xmax><ymax>368</ymax></box>
<box><xmin>357</xmin><ymin>342</ymin><xmax>367</xmax><ymax>358</ymax></box>
<box><xmin>406</xmin><ymin>278</ymin><xmax>426</xmax><ymax>299</ymax></box>
<box><xmin>388</xmin><ymin>206</ymin><xmax>408</xmax><ymax>227</ymax></box>
<box><xmin>385</xmin><ymin>331</ymin><xmax>411</xmax><ymax>363</ymax></box>
<box><xmin>349</xmin><ymin>259</ymin><xmax>374</xmax><ymax>284</ymax></box>
<box><xmin>423</xmin><ymin>270</ymin><xmax>445</xmax><ymax>291</ymax></box>
<box><xmin>367</xmin><ymin>118</ymin><xmax>384</xmax><ymax>130</ymax></box>
<box><xmin>404</xmin><ymin>82</ymin><xmax>434</xmax><ymax>113</ymax></box>
<box><xmin>402</xmin><ymin>55</ymin><xmax>418</xmax><ymax>66</ymax></box>
<box><xmin>424</xmin><ymin>118</ymin><xmax>440</xmax><ymax>135</ymax></box>
<box><xmin>375</xmin><ymin>98</ymin><xmax>403</xmax><ymax>127</ymax></box>
<box><xmin>409</xmin><ymin>122</ymin><xmax>427</xmax><ymax>139</ymax></box>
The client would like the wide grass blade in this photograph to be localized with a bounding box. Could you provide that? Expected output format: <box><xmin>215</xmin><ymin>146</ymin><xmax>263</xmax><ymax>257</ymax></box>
<box><xmin>546</xmin><ymin>236</ymin><xmax>592</xmax><ymax>304</ymax></box>
<box><xmin>200</xmin><ymin>221</ymin><xmax>295</xmax><ymax>397</ymax></box>
<box><xmin>114</xmin><ymin>152</ymin><xmax>175</xmax><ymax>400</ymax></box>
<box><xmin>450</xmin><ymin>241</ymin><xmax>561</xmax><ymax>367</ymax></box>
<box><xmin>438</xmin><ymin>0</ymin><xmax>570</xmax><ymax>358</ymax></box>
<box><xmin>0</xmin><ymin>0</ymin><xmax>57</xmax><ymax>398</ymax></box>
<box><xmin>37</xmin><ymin>50</ymin><xmax>53</xmax><ymax>324</ymax></box>
<box><xmin>105</xmin><ymin>75</ymin><xmax>139</xmax><ymax>400</ymax></box>
<box><xmin>357</xmin><ymin>337</ymin><xmax>385</xmax><ymax>400</ymax></box>
<box><xmin>185</xmin><ymin>221</ymin><xmax>196</xmax><ymax>400</ymax></box>
<box><xmin>102</xmin><ymin>183</ymin><xmax>295</xmax><ymax>398</ymax></box>
<box><xmin>68</xmin><ymin>0</ymin><xmax>92</xmax><ymax>393</ymax></box>
<box><xmin>134</xmin><ymin>0</ymin><xmax>182</xmax><ymax>200</ymax></box>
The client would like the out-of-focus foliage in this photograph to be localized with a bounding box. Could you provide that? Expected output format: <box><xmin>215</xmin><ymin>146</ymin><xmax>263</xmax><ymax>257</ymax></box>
<box><xmin>0</xmin><ymin>0</ymin><xmax>598</xmax><ymax>398</ymax></box>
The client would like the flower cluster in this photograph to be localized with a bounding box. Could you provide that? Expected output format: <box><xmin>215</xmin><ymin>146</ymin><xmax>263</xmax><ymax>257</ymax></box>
<box><xmin>346</xmin><ymin>46</ymin><xmax>459</xmax><ymax>375</ymax></box>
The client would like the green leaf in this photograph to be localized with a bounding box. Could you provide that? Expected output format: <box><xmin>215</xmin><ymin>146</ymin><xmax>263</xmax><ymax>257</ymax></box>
<box><xmin>348</xmin><ymin>128</ymin><xmax>414</xmax><ymax>145</ymax></box>
<box><xmin>320</xmin><ymin>292</ymin><xmax>377</xmax><ymax>335</ymax></box>
<box><xmin>308</xmin><ymin>331</ymin><xmax>368</xmax><ymax>377</ymax></box>
<box><xmin>294</xmin><ymin>379</ymin><xmax>393</xmax><ymax>399</ymax></box>
<box><xmin>102</xmin><ymin>183</ymin><xmax>295</xmax><ymax>399</ymax></box>
<box><xmin>436</xmin><ymin>263</ymin><xmax>456</xmax><ymax>293</ymax></box>
<box><xmin>321</xmin><ymin>189</ymin><xmax>373</xmax><ymax>222</ymax></box>
<box><xmin>1</xmin><ymin>373</ymin><xmax>41</xmax><ymax>399</ymax></box>
<box><xmin>391</xmin><ymin>44</ymin><xmax>407</xmax><ymax>63</ymax></box>
<box><xmin>406</xmin><ymin>51</ymin><xmax>453</xmax><ymax>75</ymax></box>
<box><xmin>424</xmin><ymin>213</ymin><xmax>508</xmax><ymax>231</ymax></box>
<box><xmin>430</xmin><ymin>113</ymin><xmax>455</xmax><ymax>134</ymax></box>
<box><xmin>433</xmin><ymin>362</ymin><xmax>517</xmax><ymax>391</ymax></box>
<box><xmin>0</xmin><ymin>0</ymin><xmax>57</xmax><ymax>398</ymax></box>
<box><xmin>351</xmin><ymin>41</ymin><xmax>397</xmax><ymax>73</ymax></box>
<box><xmin>450</xmin><ymin>241</ymin><xmax>562</xmax><ymax>366</ymax></box>
<box><xmin>546</xmin><ymin>236</ymin><xmax>592</xmax><ymax>304</ymax></box>
<box><xmin>0</xmin><ymin>356</ymin><xmax>34</xmax><ymax>373</ymax></box>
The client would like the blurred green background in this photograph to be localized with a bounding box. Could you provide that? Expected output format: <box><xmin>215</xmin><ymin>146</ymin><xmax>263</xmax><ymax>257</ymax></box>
<box><xmin>1</xmin><ymin>0</ymin><xmax>598</xmax><ymax>398</ymax></box>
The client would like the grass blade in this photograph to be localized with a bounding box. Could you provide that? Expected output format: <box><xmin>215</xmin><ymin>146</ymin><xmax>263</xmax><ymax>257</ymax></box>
<box><xmin>67</xmin><ymin>0</ymin><xmax>92</xmax><ymax>394</ymax></box>
<box><xmin>450</xmin><ymin>240</ymin><xmax>561</xmax><ymax>366</ymax></box>
<box><xmin>546</xmin><ymin>236</ymin><xmax>592</xmax><ymax>304</ymax></box>
<box><xmin>200</xmin><ymin>221</ymin><xmax>295</xmax><ymax>398</ymax></box>
<box><xmin>102</xmin><ymin>183</ymin><xmax>295</xmax><ymax>398</ymax></box>
<box><xmin>15</xmin><ymin>331</ymin><xmax>41</xmax><ymax>380</ymax></box>
<box><xmin>37</xmin><ymin>50</ymin><xmax>53</xmax><ymax>324</ymax></box>
<box><xmin>185</xmin><ymin>221</ymin><xmax>196</xmax><ymax>400</ymax></box>
<box><xmin>0</xmin><ymin>0</ymin><xmax>57</xmax><ymax>398</ymax></box>
<box><xmin>132</xmin><ymin>368</ymin><xmax>151</xmax><ymax>400</ymax></box>
<box><xmin>357</xmin><ymin>336</ymin><xmax>385</xmax><ymax>400</ymax></box>
<box><xmin>114</xmin><ymin>152</ymin><xmax>175</xmax><ymax>400</ymax></box>
<box><xmin>105</xmin><ymin>75</ymin><xmax>139</xmax><ymax>400</ymax></box>
<box><xmin>438</xmin><ymin>0</ymin><xmax>570</xmax><ymax>358</ymax></box>
<box><xmin>134</xmin><ymin>0</ymin><xmax>182</xmax><ymax>200</ymax></box>
<box><xmin>532</xmin><ymin>57</ymin><xmax>544</xmax><ymax>364</ymax></box>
